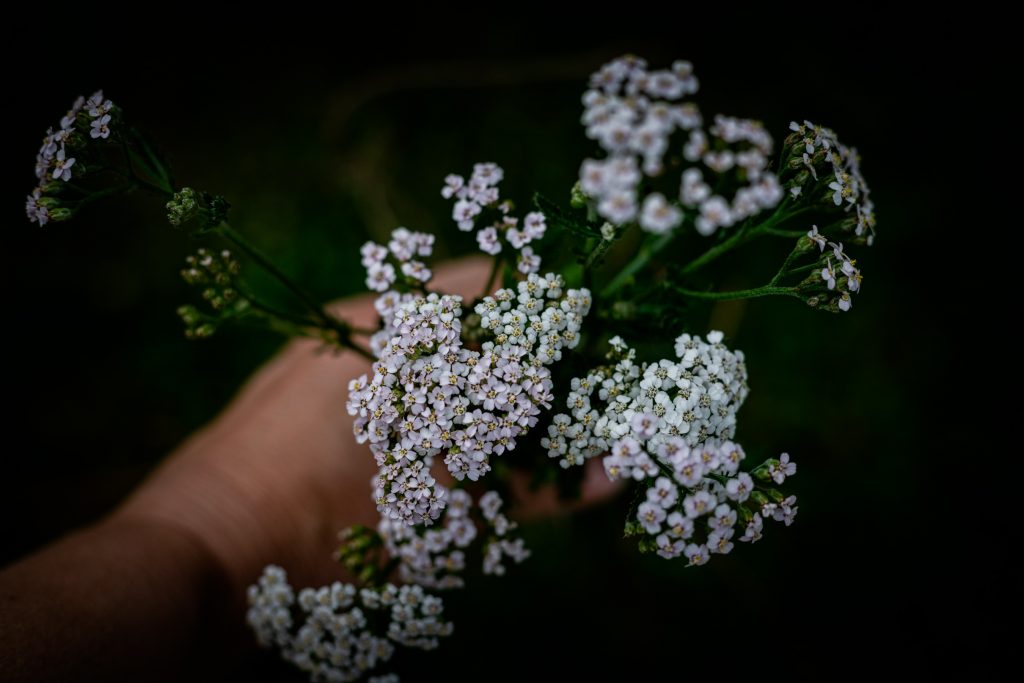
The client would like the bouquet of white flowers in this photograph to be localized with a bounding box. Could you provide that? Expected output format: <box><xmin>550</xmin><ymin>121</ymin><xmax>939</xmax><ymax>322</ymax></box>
<box><xmin>26</xmin><ymin>54</ymin><xmax>874</xmax><ymax>682</ymax></box>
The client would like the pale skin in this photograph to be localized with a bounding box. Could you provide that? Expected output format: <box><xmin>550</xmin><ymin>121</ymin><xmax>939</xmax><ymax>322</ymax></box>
<box><xmin>0</xmin><ymin>257</ymin><xmax>617</xmax><ymax>682</ymax></box>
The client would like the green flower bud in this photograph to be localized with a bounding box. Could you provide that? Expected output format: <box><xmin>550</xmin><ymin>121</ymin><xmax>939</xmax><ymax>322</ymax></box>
<box><xmin>166</xmin><ymin>188</ymin><xmax>199</xmax><ymax>227</ymax></box>
<box><xmin>569</xmin><ymin>181</ymin><xmax>588</xmax><ymax>209</ymax></box>
<box><xmin>49</xmin><ymin>208</ymin><xmax>73</xmax><ymax>222</ymax></box>
<box><xmin>37</xmin><ymin>196</ymin><xmax>62</xmax><ymax>209</ymax></box>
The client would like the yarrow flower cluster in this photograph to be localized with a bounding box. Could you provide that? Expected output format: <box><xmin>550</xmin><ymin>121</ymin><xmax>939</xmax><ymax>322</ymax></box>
<box><xmin>360</xmin><ymin>228</ymin><xmax>436</xmax><ymax>293</ymax></box>
<box><xmin>24</xmin><ymin>52</ymin><xmax>882</xmax><ymax>682</ymax></box>
<box><xmin>542</xmin><ymin>331</ymin><xmax>747</xmax><ymax>468</ymax></box>
<box><xmin>26</xmin><ymin>91</ymin><xmax>116</xmax><ymax>226</ymax></box>
<box><xmin>578</xmin><ymin>56</ymin><xmax>782</xmax><ymax>236</ymax></box>
<box><xmin>542</xmin><ymin>332</ymin><xmax>796</xmax><ymax>564</ymax></box>
<box><xmin>811</xmin><ymin>233</ymin><xmax>864</xmax><ymax>312</ymax></box>
<box><xmin>781</xmin><ymin>120</ymin><xmax>875</xmax><ymax>313</ymax></box>
<box><xmin>379</xmin><ymin>488</ymin><xmax>529</xmax><ymax>589</ymax></box>
<box><xmin>441</xmin><ymin>163</ymin><xmax>547</xmax><ymax>273</ymax></box>
<box><xmin>347</xmin><ymin>267</ymin><xmax>591</xmax><ymax>526</ymax></box>
<box><xmin>247</xmin><ymin>566</ymin><xmax>452</xmax><ymax>682</ymax></box>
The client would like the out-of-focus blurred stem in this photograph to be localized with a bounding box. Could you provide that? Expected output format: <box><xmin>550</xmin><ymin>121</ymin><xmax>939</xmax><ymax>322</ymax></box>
<box><xmin>217</xmin><ymin>224</ymin><xmax>374</xmax><ymax>359</ymax></box>
<box><xmin>600</xmin><ymin>231</ymin><xmax>675</xmax><ymax>299</ymax></box>
<box><xmin>672</xmin><ymin>285</ymin><xmax>800</xmax><ymax>301</ymax></box>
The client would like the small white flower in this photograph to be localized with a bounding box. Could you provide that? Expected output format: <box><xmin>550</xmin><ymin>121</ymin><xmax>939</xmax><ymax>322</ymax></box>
<box><xmin>89</xmin><ymin>113</ymin><xmax>111</xmax><ymax>139</ymax></box>
<box><xmin>51</xmin><ymin>147</ymin><xmax>75</xmax><ymax>181</ymax></box>
<box><xmin>87</xmin><ymin>91</ymin><xmax>112</xmax><ymax>117</ymax></box>
<box><xmin>637</xmin><ymin>501</ymin><xmax>666</xmax><ymax>534</ymax></box>
<box><xmin>401</xmin><ymin>260</ymin><xmax>432</xmax><ymax>283</ymax></box>
<box><xmin>807</xmin><ymin>225</ymin><xmax>827</xmax><ymax>252</ymax></box>
<box><xmin>772</xmin><ymin>495</ymin><xmax>798</xmax><ymax>526</ymax></box>
<box><xmin>655</xmin><ymin>533</ymin><xmax>685</xmax><ymax>559</ymax></box>
<box><xmin>838</xmin><ymin>290</ymin><xmax>852</xmax><ymax>312</ymax></box>
<box><xmin>695</xmin><ymin>196</ymin><xmax>732</xmax><ymax>236</ymax></box>
<box><xmin>367</xmin><ymin>262</ymin><xmax>396</xmax><ymax>292</ymax></box>
<box><xmin>646</xmin><ymin>476</ymin><xmax>679</xmax><ymax>509</ymax></box>
<box><xmin>361</xmin><ymin>241</ymin><xmax>387</xmax><ymax>267</ymax></box>
<box><xmin>517</xmin><ymin>246</ymin><xmax>541</xmax><ymax>275</ymax></box>
<box><xmin>476</xmin><ymin>227</ymin><xmax>502</xmax><ymax>255</ymax></box>
<box><xmin>523</xmin><ymin>212</ymin><xmax>547</xmax><ymax>240</ymax></box>
<box><xmin>441</xmin><ymin>174</ymin><xmax>465</xmax><ymax>199</ymax></box>
<box><xmin>639</xmin><ymin>193</ymin><xmax>682</xmax><ymax>234</ymax></box>
<box><xmin>665</xmin><ymin>511</ymin><xmax>693</xmax><ymax>539</ymax></box>
<box><xmin>725</xmin><ymin>472</ymin><xmax>754</xmax><ymax>502</ymax></box>
<box><xmin>684</xmin><ymin>543</ymin><xmax>710</xmax><ymax>566</ymax></box>
<box><xmin>683</xmin><ymin>491</ymin><xmax>716</xmax><ymax>518</ymax></box>
<box><xmin>821</xmin><ymin>258</ymin><xmax>837</xmax><ymax>290</ymax></box>
<box><xmin>453</xmin><ymin>199</ymin><xmax>481</xmax><ymax>231</ymax></box>
<box><xmin>472</xmin><ymin>162</ymin><xmax>504</xmax><ymax>186</ymax></box>
<box><xmin>597</xmin><ymin>190</ymin><xmax>638</xmax><ymax>225</ymax></box>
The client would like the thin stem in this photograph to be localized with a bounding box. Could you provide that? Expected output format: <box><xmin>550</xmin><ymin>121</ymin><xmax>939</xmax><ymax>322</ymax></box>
<box><xmin>246</xmin><ymin>298</ymin><xmax>324</xmax><ymax>329</ymax></box>
<box><xmin>600</xmin><ymin>231</ymin><xmax>674</xmax><ymax>299</ymax></box>
<box><xmin>678</xmin><ymin>226</ymin><xmax>752</xmax><ymax>276</ymax></box>
<box><xmin>70</xmin><ymin>184</ymin><xmax>136</xmax><ymax>210</ymax></box>
<box><xmin>337</xmin><ymin>340</ymin><xmax>375</xmax><ymax>361</ymax></box>
<box><xmin>218</xmin><ymin>224</ymin><xmax>332</xmax><ymax>326</ymax></box>
<box><xmin>672</xmin><ymin>285</ymin><xmax>801</xmax><ymax>301</ymax></box>
<box><xmin>770</xmin><ymin>246</ymin><xmax>806</xmax><ymax>286</ymax></box>
<box><xmin>679</xmin><ymin>202</ymin><xmax>815</xmax><ymax>276</ymax></box>
<box><xmin>217</xmin><ymin>225</ymin><xmax>377</xmax><ymax>358</ymax></box>
<box><xmin>786</xmin><ymin>262</ymin><xmax>820</xmax><ymax>276</ymax></box>
<box><xmin>583</xmin><ymin>236</ymin><xmax>615</xmax><ymax>271</ymax></box>
<box><xmin>763</xmin><ymin>228</ymin><xmax>808</xmax><ymax>238</ymax></box>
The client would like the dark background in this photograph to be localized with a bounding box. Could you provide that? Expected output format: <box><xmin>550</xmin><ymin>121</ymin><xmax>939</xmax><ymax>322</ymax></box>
<box><xmin>2</xmin><ymin>16</ymin><xmax>1005</xmax><ymax>678</ymax></box>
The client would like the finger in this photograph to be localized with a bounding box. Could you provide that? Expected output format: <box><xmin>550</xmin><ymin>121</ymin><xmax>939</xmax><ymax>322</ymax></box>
<box><xmin>507</xmin><ymin>458</ymin><xmax>624</xmax><ymax>521</ymax></box>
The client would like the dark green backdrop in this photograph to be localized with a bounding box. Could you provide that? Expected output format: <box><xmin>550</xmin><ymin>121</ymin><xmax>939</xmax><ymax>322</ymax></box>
<box><xmin>3</xmin><ymin>17</ymin><xmax>997</xmax><ymax>678</ymax></box>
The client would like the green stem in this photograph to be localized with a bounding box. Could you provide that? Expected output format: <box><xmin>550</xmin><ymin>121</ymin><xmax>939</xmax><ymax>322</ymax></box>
<box><xmin>786</xmin><ymin>262</ymin><xmax>820</xmax><ymax>276</ymax></box>
<box><xmin>217</xmin><ymin>226</ymin><xmax>376</xmax><ymax>359</ymax></box>
<box><xmin>763</xmin><ymin>228</ymin><xmax>808</xmax><ymax>238</ymax></box>
<box><xmin>247</xmin><ymin>298</ymin><xmax>325</xmax><ymax>329</ymax></box>
<box><xmin>679</xmin><ymin>226</ymin><xmax>752</xmax><ymax>277</ymax></box>
<box><xmin>600</xmin><ymin>231</ymin><xmax>674</xmax><ymax>299</ymax></box>
<box><xmin>671</xmin><ymin>285</ymin><xmax>801</xmax><ymax>301</ymax></box>
<box><xmin>679</xmin><ymin>202</ymin><xmax>814</xmax><ymax>276</ymax></box>
<box><xmin>131</xmin><ymin>128</ymin><xmax>174</xmax><ymax>191</ymax></box>
<box><xmin>770</xmin><ymin>246</ymin><xmax>807</xmax><ymax>286</ymax></box>
<box><xmin>218</xmin><ymin>224</ymin><xmax>332</xmax><ymax>326</ymax></box>
<box><xmin>70</xmin><ymin>183</ymin><xmax>136</xmax><ymax>210</ymax></box>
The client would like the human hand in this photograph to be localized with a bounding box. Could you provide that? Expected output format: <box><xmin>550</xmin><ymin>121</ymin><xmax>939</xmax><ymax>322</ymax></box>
<box><xmin>115</xmin><ymin>256</ymin><xmax>619</xmax><ymax>600</ymax></box>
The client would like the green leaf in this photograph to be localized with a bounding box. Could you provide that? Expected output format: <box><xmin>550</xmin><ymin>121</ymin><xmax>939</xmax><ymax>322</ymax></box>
<box><xmin>533</xmin><ymin>192</ymin><xmax>601</xmax><ymax>238</ymax></box>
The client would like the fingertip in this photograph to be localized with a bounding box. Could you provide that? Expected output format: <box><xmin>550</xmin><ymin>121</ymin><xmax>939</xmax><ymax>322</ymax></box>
<box><xmin>580</xmin><ymin>457</ymin><xmax>623</xmax><ymax>503</ymax></box>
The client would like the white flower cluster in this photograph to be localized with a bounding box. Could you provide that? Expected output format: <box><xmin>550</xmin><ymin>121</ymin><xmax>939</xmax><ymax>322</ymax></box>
<box><xmin>478</xmin><ymin>490</ymin><xmax>531</xmax><ymax>576</ymax></box>
<box><xmin>360</xmin><ymin>227</ymin><xmax>436</xmax><ymax>293</ymax></box>
<box><xmin>578</xmin><ymin>56</ymin><xmax>782</xmax><ymax>237</ymax></box>
<box><xmin>538</xmin><ymin>332</ymin><xmax>797</xmax><ymax>565</ymax></box>
<box><xmin>810</xmin><ymin>230</ymin><xmax>863</xmax><ymax>312</ymax></box>
<box><xmin>681</xmin><ymin>115</ymin><xmax>783</xmax><ymax>236</ymax></box>
<box><xmin>626</xmin><ymin>438</ymin><xmax>798</xmax><ymax>565</ymax></box>
<box><xmin>441</xmin><ymin>163</ymin><xmax>547</xmax><ymax>274</ymax></box>
<box><xmin>27</xmin><ymin>91</ymin><xmax>115</xmax><ymax>225</ymax></box>
<box><xmin>247</xmin><ymin>565</ymin><xmax>452</xmax><ymax>682</ymax></box>
<box><xmin>542</xmin><ymin>331</ymin><xmax>748</xmax><ymax>469</ymax></box>
<box><xmin>789</xmin><ymin>119</ymin><xmax>875</xmax><ymax>245</ymax></box>
<box><xmin>347</xmin><ymin>274</ymin><xmax>591</xmax><ymax>526</ymax></box>
<box><xmin>378</xmin><ymin>488</ymin><xmax>529</xmax><ymax>587</ymax></box>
